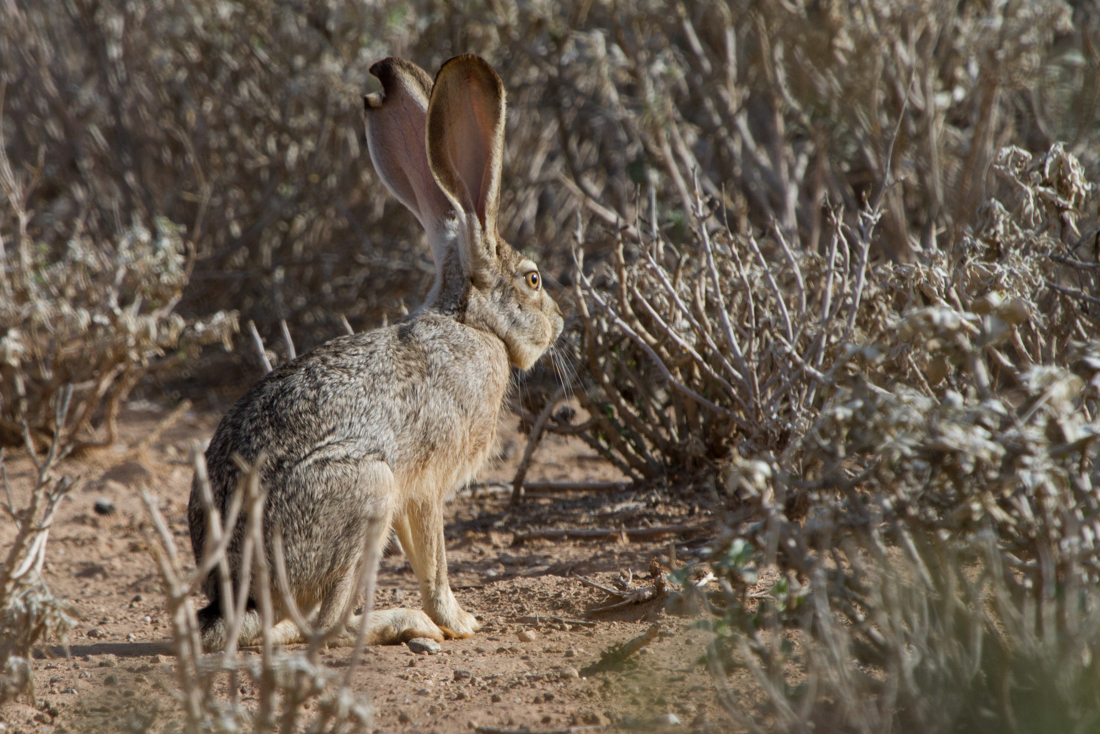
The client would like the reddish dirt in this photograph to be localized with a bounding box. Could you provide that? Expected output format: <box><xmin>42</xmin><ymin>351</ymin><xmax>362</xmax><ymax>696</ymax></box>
<box><xmin>0</xmin><ymin>400</ymin><xmax>724</xmax><ymax>734</ymax></box>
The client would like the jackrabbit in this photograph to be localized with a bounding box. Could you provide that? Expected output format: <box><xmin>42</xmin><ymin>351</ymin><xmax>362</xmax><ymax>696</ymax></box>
<box><xmin>188</xmin><ymin>54</ymin><xmax>563</xmax><ymax>649</ymax></box>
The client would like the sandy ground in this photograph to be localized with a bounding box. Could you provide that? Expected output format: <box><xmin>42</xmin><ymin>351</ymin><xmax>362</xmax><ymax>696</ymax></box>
<box><xmin>0</xmin><ymin>399</ymin><xmax>727</xmax><ymax>734</ymax></box>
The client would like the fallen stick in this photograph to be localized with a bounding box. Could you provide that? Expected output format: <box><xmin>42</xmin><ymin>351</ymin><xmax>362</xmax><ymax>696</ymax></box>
<box><xmin>521</xmin><ymin>481</ymin><xmax>632</xmax><ymax>494</ymax></box>
<box><xmin>576</xmin><ymin>573</ymin><xmax>668</xmax><ymax>614</ymax></box>
<box><xmin>475</xmin><ymin>727</ymin><xmax>603</xmax><ymax>734</ymax></box>
<box><xmin>580</xmin><ymin>623</ymin><xmax>660</xmax><ymax>676</ymax></box>
<box><xmin>518</xmin><ymin>614</ymin><xmax>598</xmax><ymax>628</ymax></box>
<box><xmin>512</xmin><ymin>525</ymin><xmax>704</xmax><ymax>544</ymax></box>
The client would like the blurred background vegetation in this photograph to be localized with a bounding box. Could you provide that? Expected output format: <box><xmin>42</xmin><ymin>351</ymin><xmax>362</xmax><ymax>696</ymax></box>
<box><xmin>2</xmin><ymin>0</ymin><xmax>1097</xmax><ymax>348</ymax></box>
<box><xmin>3</xmin><ymin>0</ymin><xmax>1100</xmax><ymax>730</ymax></box>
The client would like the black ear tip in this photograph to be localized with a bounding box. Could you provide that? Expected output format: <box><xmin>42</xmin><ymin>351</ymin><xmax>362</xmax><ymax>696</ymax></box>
<box><xmin>369</xmin><ymin>56</ymin><xmax>398</xmax><ymax>82</ymax></box>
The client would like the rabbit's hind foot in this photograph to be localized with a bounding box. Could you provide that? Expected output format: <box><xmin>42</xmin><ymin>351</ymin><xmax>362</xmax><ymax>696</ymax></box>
<box><xmin>433</xmin><ymin>605</ymin><xmax>481</xmax><ymax>639</ymax></box>
<box><xmin>199</xmin><ymin>611</ymin><xmax>305</xmax><ymax>651</ymax></box>
<box><xmin>351</xmin><ymin>608</ymin><xmax>446</xmax><ymax>645</ymax></box>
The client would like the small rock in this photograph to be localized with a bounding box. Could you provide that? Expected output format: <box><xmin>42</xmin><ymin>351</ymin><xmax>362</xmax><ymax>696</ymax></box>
<box><xmin>103</xmin><ymin>674</ymin><xmax>118</xmax><ymax>686</ymax></box>
<box><xmin>559</xmin><ymin>666</ymin><xmax>580</xmax><ymax>680</ymax></box>
<box><xmin>93</xmin><ymin>499</ymin><xmax>117</xmax><ymax>516</ymax></box>
<box><xmin>652</xmin><ymin>713</ymin><xmax>682</xmax><ymax>726</ymax></box>
<box><xmin>87</xmin><ymin>628</ymin><xmax>105</xmax><ymax>640</ymax></box>
<box><xmin>415</xmin><ymin>687</ymin><xmax>431</xmax><ymax>696</ymax></box>
<box><xmin>126</xmin><ymin>633</ymin><xmax>136</xmax><ymax>641</ymax></box>
<box><xmin>96</xmin><ymin>655</ymin><xmax>118</xmax><ymax>667</ymax></box>
<box><xmin>406</xmin><ymin>638</ymin><xmax>441</xmax><ymax>655</ymax></box>
<box><xmin>564</xmin><ymin>647</ymin><xmax>577</xmax><ymax>658</ymax></box>
<box><xmin>101</xmin><ymin>461</ymin><xmax>153</xmax><ymax>487</ymax></box>
<box><xmin>75</xmin><ymin>563</ymin><xmax>109</xmax><ymax>580</ymax></box>
<box><xmin>571</xmin><ymin>712</ymin><xmax>604</xmax><ymax>726</ymax></box>
<box><xmin>517</xmin><ymin>629</ymin><xmax>538</xmax><ymax>643</ymax></box>
<box><xmin>131</xmin><ymin>594</ymin><xmax>144</xmax><ymax>603</ymax></box>
<box><xmin>467</xmin><ymin>721</ymin><xmax>478</xmax><ymax>730</ymax></box>
<box><xmin>398</xmin><ymin>711</ymin><xmax>411</xmax><ymax>724</ymax></box>
<box><xmin>676</xmin><ymin>703</ymin><xmax>697</xmax><ymax>716</ymax></box>
<box><xmin>142</xmin><ymin>616</ymin><xmax>152</xmax><ymax>623</ymax></box>
<box><xmin>454</xmin><ymin>690</ymin><xmax>468</xmax><ymax>700</ymax></box>
<box><xmin>453</xmin><ymin>669</ymin><xmax>472</xmax><ymax>681</ymax></box>
<box><xmin>491</xmin><ymin>693</ymin><xmax>502</xmax><ymax>703</ymax></box>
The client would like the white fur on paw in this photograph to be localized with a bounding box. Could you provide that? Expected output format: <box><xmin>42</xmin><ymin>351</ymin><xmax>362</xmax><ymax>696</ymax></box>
<box><xmin>366</xmin><ymin>608</ymin><xmax>445</xmax><ymax>645</ymax></box>
<box><xmin>436</xmin><ymin>608</ymin><xmax>481</xmax><ymax>639</ymax></box>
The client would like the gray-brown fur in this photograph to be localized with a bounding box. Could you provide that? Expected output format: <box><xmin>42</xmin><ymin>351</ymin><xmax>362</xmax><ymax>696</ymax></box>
<box><xmin>188</xmin><ymin>55</ymin><xmax>562</xmax><ymax>650</ymax></box>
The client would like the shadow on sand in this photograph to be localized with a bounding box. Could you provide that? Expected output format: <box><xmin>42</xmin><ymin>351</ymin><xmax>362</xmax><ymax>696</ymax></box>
<box><xmin>37</xmin><ymin>639</ymin><xmax>175</xmax><ymax>659</ymax></box>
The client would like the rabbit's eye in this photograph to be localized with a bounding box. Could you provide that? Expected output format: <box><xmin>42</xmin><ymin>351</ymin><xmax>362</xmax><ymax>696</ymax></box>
<box><xmin>524</xmin><ymin>271</ymin><xmax>541</xmax><ymax>291</ymax></box>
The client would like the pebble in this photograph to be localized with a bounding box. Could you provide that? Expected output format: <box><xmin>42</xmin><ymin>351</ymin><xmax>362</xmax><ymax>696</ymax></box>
<box><xmin>559</xmin><ymin>666</ymin><xmax>580</xmax><ymax>680</ymax></box>
<box><xmin>406</xmin><ymin>638</ymin><xmax>441</xmax><ymax>655</ymax></box>
<box><xmin>653</xmin><ymin>713</ymin><xmax>682</xmax><ymax>726</ymax></box>
<box><xmin>516</xmin><ymin>629</ymin><xmax>538</xmax><ymax>643</ymax></box>
<box><xmin>93</xmin><ymin>499</ymin><xmax>117</xmax><ymax>516</ymax></box>
<box><xmin>96</xmin><ymin>655</ymin><xmax>117</xmax><ymax>667</ymax></box>
<box><xmin>491</xmin><ymin>694</ymin><xmax>502</xmax><ymax>703</ymax></box>
<box><xmin>415</xmin><ymin>687</ymin><xmax>431</xmax><ymax>696</ymax></box>
<box><xmin>398</xmin><ymin>712</ymin><xmax>411</xmax><ymax>724</ymax></box>
<box><xmin>103</xmin><ymin>674</ymin><xmax>118</xmax><ymax>686</ymax></box>
<box><xmin>87</xmin><ymin>628</ymin><xmax>105</xmax><ymax>639</ymax></box>
<box><xmin>453</xmin><ymin>669</ymin><xmax>472</xmax><ymax>681</ymax></box>
<box><xmin>142</xmin><ymin>616</ymin><xmax>152</xmax><ymax>623</ymax></box>
<box><xmin>564</xmin><ymin>647</ymin><xmax>577</xmax><ymax>658</ymax></box>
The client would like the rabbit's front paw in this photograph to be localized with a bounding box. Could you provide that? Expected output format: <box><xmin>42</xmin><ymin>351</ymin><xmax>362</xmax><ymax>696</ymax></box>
<box><xmin>437</xmin><ymin>607</ymin><xmax>481</xmax><ymax>639</ymax></box>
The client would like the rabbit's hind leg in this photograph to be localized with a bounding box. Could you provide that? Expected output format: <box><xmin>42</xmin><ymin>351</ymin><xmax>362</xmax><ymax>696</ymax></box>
<box><xmin>314</xmin><ymin>505</ymin><xmax>446</xmax><ymax>645</ymax></box>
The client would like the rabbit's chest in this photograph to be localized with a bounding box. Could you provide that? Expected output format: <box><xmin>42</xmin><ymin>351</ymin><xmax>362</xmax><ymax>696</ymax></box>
<box><xmin>389</xmin><ymin>334</ymin><xmax>509</xmax><ymax>497</ymax></box>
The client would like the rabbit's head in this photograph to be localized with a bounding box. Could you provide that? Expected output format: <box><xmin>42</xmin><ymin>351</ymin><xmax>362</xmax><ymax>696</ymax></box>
<box><xmin>364</xmin><ymin>55</ymin><xmax>562</xmax><ymax>370</ymax></box>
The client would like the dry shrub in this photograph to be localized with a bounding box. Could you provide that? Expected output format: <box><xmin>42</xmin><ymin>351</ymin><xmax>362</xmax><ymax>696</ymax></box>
<box><xmin>0</xmin><ymin>0</ymin><xmax>432</xmax><ymax>345</ymax></box>
<box><xmin>140</xmin><ymin>451</ymin><xmax>375</xmax><ymax>733</ymax></box>
<box><xmin>584</xmin><ymin>142</ymin><xmax>1100</xmax><ymax>730</ymax></box>
<box><xmin>573</xmin><ymin>141</ymin><xmax>1098</xmax><ymax>480</ymax></box>
<box><xmin>2</xmin><ymin>0</ymin><xmax>1095</xmax><ymax>352</ymax></box>
<box><xmin>0</xmin><ymin>129</ymin><xmax>238</xmax><ymax>447</ymax></box>
<box><xmin>0</xmin><ymin>392</ymin><xmax>77</xmax><ymax>706</ymax></box>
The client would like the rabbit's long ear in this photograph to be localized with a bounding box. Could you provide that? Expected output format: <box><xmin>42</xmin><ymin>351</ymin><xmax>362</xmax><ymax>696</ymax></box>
<box><xmin>426</xmin><ymin>55</ymin><xmax>506</xmax><ymax>274</ymax></box>
<box><xmin>364</xmin><ymin>57</ymin><xmax>453</xmax><ymax>258</ymax></box>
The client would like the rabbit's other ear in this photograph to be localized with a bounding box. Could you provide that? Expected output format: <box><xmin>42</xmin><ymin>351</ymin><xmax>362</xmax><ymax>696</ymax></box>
<box><xmin>365</xmin><ymin>57</ymin><xmax>454</xmax><ymax>257</ymax></box>
<box><xmin>426</xmin><ymin>55</ymin><xmax>506</xmax><ymax>274</ymax></box>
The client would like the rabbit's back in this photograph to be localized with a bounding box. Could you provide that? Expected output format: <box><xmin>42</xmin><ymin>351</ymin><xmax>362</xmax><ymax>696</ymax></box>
<box><xmin>189</xmin><ymin>313</ymin><xmax>510</xmax><ymax>569</ymax></box>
